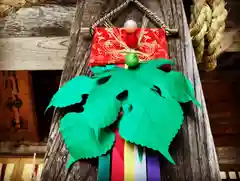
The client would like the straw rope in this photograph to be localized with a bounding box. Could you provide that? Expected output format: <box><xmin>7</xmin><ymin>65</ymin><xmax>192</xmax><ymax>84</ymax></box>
<box><xmin>190</xmin><ymin>0</ymin><xmax>228</xmax><ymax>71</ymax></box>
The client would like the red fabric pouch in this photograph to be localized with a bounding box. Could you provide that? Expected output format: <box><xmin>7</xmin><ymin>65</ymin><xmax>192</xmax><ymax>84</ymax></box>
<box><xmin>89</xmin><ymin>27</ymin><xmax>169</xmax><ymax>66</ymax></box>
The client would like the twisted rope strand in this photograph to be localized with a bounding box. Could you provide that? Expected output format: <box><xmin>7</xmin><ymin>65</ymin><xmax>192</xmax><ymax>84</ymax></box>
<box><xmin>190</xmin><ymin>0</ymin><xmax>211</xmax><ymax>64</ymax></box>
<box><xmin>204</xmin><ymin>0</ymin><xmax>228</xmax><ymax>71</ymax></box>
<box><xmin>190</xmin><ymin>0</ymin><xmax>227</xmax><ymax>71</ymax></box>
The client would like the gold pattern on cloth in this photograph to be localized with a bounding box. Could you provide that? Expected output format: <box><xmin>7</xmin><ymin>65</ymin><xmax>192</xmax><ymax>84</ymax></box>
<box><xmin>89</xmin><ymin>27</ymin><xmax>168</xmax><ymax>66</ymax></box>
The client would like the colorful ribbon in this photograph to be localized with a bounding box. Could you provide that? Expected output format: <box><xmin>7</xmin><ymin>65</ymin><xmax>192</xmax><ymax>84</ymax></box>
<box><xmin>98</xmin><ymin>153</ymin><xmax>111</xmax><ymax>181</ymax></box>
<box><xmin>134</xmin><ymin>146</ymin><xmax>147</xmax><ymax>181</ymax></box>
<box><xmin>124</xmin><ymin>142</ymin><xmax>135</xmax><ymax>180</ymax></box>
<box><xmin>111</xmin><ymin>130</ymin><xmax>125</xmax><ymax>181</ymax></box>
<box><xmin>98</xmin><ymin>139</ymin><xmax>161</xmax><ymax>181</ymax></box>
<box><xmin>147</xmin><ymin>150</ymin><xmax>161</xmax><ymax>181</ymax></box>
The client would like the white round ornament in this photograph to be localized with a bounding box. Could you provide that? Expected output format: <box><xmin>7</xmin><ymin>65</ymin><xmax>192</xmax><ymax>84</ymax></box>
<box><xmin>124</xmin><ymin>19</ymin><xmax>137</xmax><ymax>33</ymax></box>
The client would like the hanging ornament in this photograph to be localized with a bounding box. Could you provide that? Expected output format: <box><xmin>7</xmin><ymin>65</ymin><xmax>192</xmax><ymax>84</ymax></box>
<box><xmin>123</xmin><ymin>19</ymin><xmax>139</xmax><ymax>49</ymax></box>
<box><xmin>124</xmin><ymin>19</ymin><xmax>137</xmax><ymax>33</ymax></box>
<box><xmin>46</xmin><ymin>1</ymin><xmax>184</xmax><ymax>180</ymax></box>
<box><xmin>125</xmin><ymin>52</ymin><xmax>139</xmax><ymax>68</ymax></box>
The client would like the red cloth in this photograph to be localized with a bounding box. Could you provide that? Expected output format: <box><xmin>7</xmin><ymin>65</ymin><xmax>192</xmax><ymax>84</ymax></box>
<box><xmin>111</xmin><ymin>130</ymin><xmax>124</xmax><ymax>181</ymax></box>
<box><xmin>124</xmin><ymin>32</ymin><xmax>138</xmax><ymax>49</ymax></box>
<box><xmin>89</xmin><ymin>27</ymin><xmax>168</xmax><ymax>66</ymax></box>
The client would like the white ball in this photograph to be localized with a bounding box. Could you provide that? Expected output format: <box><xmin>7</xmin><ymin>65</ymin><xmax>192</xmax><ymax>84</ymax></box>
<box><xmin>124</xmin><ymin>19</ymin><xmax>137</xmax><ymax>29</ymax></box>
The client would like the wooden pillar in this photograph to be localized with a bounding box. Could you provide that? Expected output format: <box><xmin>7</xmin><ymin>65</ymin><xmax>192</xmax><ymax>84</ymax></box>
<box><xmin>40</xmin><ymin>0</ymin><xmax>221</xmax><ymax>180</ymax></box>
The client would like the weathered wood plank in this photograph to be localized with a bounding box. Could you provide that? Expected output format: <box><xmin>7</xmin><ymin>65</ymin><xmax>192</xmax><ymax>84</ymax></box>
<box><xmin>222</xmin><ymin>31</ymin><xmax>240</xmax><ymax>52</ymax></box>
<box><xmin>0</xmin><ymin>5</ymin><xmax>74</xmax><ymax>70</ymax></box>
<box><xmin>0</xmin><ymin>0</ymin><xmax>77</xmax><ymax>6</ymax></box>
<box><xmin>41</xmin><ymin>0</ymin><xmax>221</xmax><ymax>181</ymax></box>
<box><xmin>0</xmin><ymin>37</ymin><xmax>68</xmax><ymax>70</ymax></box>
<box><xmin>214</xmin><ymin>134</ymin><xmax>240</xmax><ymax>147</ymax></box>
<box><xmin>0</xmin><ymin>5</ymin><xmax>75</xmax><ymax>37</ymax></box>
<box><xmin>1</xmin><ymin>32</ymin><xmax>238</xmax><ymax>70</ymax></box>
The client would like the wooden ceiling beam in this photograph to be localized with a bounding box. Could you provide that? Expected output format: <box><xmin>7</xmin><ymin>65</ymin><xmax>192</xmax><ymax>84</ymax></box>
<box><xmin>0</xmin><ymin>5</ymin><xmax>76</xmax><ymax>38</ymax></box>
<box><xmin>0</xmin><ymin>5</ymin><xmax>75</xmax><ymax>70</ymax></box>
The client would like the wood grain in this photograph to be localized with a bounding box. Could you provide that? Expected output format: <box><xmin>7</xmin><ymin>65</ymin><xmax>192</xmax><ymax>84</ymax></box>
<box><xmin>0</xmin><ymin>5</ymin><xmax>75</xmax><ymax>70</ymax></box>
<box><xmin>40</xmin><ymin>0</ymin><xmax>221</xmax><ymax>180</ymax></box>
<box><xmin>222</xmin><ymin>31</ymin><xmax>240</xmax><ymax>52</ymax></box>
<box><xmin>201</xmin><ymin>62</ymin><xmax>240</xmax><ymax>147</ymax></box>
<box><xmin>0</xmin><ymin>37</ymin><xmax>68</xmax><ymax>70</ymax></box>
<box><xmin>0</xmin><ymin>5</ymin><xmax>75</xmax><ymax>38</ymax></box>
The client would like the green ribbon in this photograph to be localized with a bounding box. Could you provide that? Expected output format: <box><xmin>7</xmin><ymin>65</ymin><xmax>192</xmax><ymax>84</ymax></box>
<box><xmin>98</xmin><ymin>153</ymin><xmax>111</xmax><ymax>181</ymax></box>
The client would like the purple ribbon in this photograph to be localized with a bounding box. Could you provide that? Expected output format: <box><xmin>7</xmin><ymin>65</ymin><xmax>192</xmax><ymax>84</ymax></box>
<box><xmin>146</xmin><ymin>150</ymin><xmax>161</xmax><ymax>181</ymax></box>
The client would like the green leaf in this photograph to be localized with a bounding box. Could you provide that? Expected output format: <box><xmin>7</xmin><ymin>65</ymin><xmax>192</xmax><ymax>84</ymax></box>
<box><xmin>60</xmin><ymin>112</ymin><xmax>115</xmax><ymax>168</ymax></box>
<box><xmin>140</xmin><ymin>58</ymin><xmax>175</xmax><ymax>69</ymax></box>
<box><xmin>164</xmin><ymin>71</ymin><xmax>201</xmax><ymax>107</ymax></box>
<box><xmin>137</xmin><ymin>59</ymin><xmax>200</xmax><ymax>106</ymax></box>
<box><xmin>49</xmin><ymin>58</ymin><xmax>199</xmax><ymax>165</ymax></box>
<box><xmin>77</xmin><ymin>87</ymin><xmax>122</xmax><ymax>132</ymax></box>
<box><xmin>47</xmin><ymin>76</ymin><xmax>96</xmax><ymax>110</ymax></box>
<box><xmin>119</xmin><ymin>87</ymin><xmax>183</xmax><ymax>164</ymax></box>
<box><xmin>90</xmin><ymin>65</ymin><xmax>116</xmax><ymax>75</ymax></box>
<box><xmin>135</xmin><ymin>59</ymin><xmax>174</xmax><ymax>98</ymax></box>
<box><xmin>66</xmin><ymin>155</ymin><xmax>78</xmax><ymax>169</ymax></box>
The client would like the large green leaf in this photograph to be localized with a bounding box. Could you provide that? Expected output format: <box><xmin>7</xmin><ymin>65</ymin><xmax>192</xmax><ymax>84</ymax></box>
<box><xmin>77</xmin><ymin>86</ymin><xmax>122</xmax><ymax>132</ymax></box>
<box><xmin>137</xmin><ymin>60</ymin><xmax>200</xmax><ymax>106</ymax></box>
<box><xmin>164</xmin><ymin>71</ymin><xmax>201</xmax><ymax>107</ymax></box>
<box><xmin>90</xmin><ymin>65</ymin><xmax>116</xmax><ymax>75</ymax></box>
<box><xmin>47</xmin><ymin>76</ymin><xmax>96</xmax><ymax>109</ymax></box>
<box><xmin>119</xmin><ymin>87</ymin><xmax>183</xmax><ymax>164</ymax></box>
<box><xmin>60</xmin><ymin>112</ymin><xmax>115</xmax><ymax>168</ymax></box>
<box><xmin>49</xmin><ymin>58</ymin><xmax>200</xmax><ymax>167</ymax></box>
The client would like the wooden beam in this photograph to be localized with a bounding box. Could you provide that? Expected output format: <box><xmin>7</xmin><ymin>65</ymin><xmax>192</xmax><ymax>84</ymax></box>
<box><xmin>217</xmin><ymin>147</ymin><xmax>240</xmax><ymax>165</ymax></box>
<box><xmin>1</xmin><ymin>0</ymin><xmax>76</xmax><ymax>6</ymax></box>
<box><xmin>40</xmin><ymin>0</ymin><xmax>221</xmax><ymax>180</ymax></box>
<box><xmin>223</xmin><ymin>0</ymin><xmax>240</xmax><ymax>52</ymax></box>
<box><xmin>226</xmin><ymin>42</ymin><xmax>240</xmax><ymax>52</ymax></box>
<box><xmin>214</xmin><ymin>134</ymin><xmax>240</xmax><ymax>147</ymax></box>
<box><xmin>0</xmin><ymin>141</ymin><xmax>46</xmax><ymax>156</ymax></box>
<box><xmin>0</xmin><ymin>37</ymin><xmax>68</xmax><ymax>70</ymax></box>
<box><xmin>0</xmin><ymin>5</ymin><xmax>76</xmax><ymax>70</ymax></box>
<box><xmin>0</xmin><ymin>5</ymin><xmax>76</xmax><ymax>38</ymax></box>
<box><xmin>222</xmin><ymin>31</ymin><xmax>240</xmax><ymax>52</ymax></box>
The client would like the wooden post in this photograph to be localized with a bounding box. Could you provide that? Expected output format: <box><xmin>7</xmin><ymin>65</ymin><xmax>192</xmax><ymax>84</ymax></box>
<box><xmin>41</xmin><ymin>0</ymin><xmax>221</xmax><ymax>180</ymax></box>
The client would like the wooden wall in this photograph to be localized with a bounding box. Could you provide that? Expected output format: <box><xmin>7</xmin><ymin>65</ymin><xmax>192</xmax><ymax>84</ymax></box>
<box><xmin>201</xmin><ymin>52</ymin><xmax>240</xmax><ymax>180</ymax></box>
<box><xmin>201</xmin><ymin>53</ymin><xmax>240</xmax><ymax>147</ymax></box>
